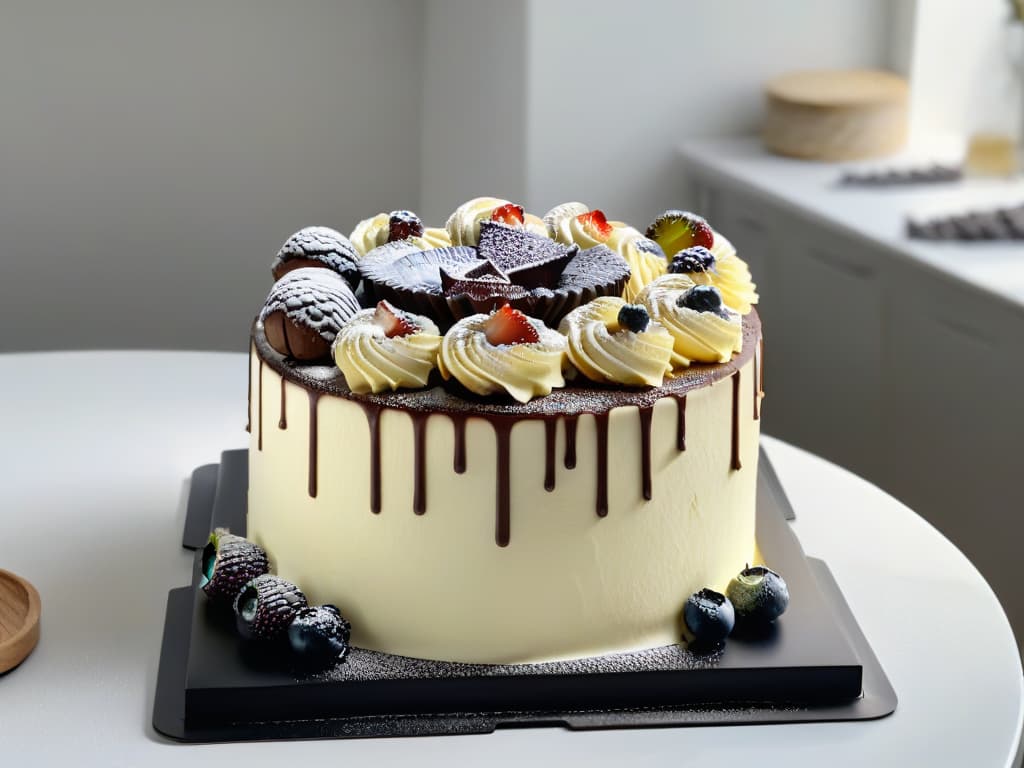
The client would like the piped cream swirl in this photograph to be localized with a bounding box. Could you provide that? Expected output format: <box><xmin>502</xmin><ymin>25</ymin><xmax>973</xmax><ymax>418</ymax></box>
<box><xmin>349</xmin><ymin>214</ymin><xmax>452</xmax><ymax>257</ymax></box>
<box><xmin>689</xmin><ymin>231</ymin><xmax>758</xmax><ymax>314</ymax></box>
<box><xmin>334</xmin><ymin>309</ymin><xmax>442</xmax><ymax>394</ymax></box>
<box><xmin>446</xmin><ymin>197</ymin><xmax>508</xmax><ymax>246</ymax></box>
<box><xmin>559</xmin><ymin>296</ymin><xmax>674</xmax><ymax>387</ymax></box>
<box><xmin>638</xmin><ymin>275</ymin><xmax>742</xmax><ymax>364</ymax></box>
<box><xmin>438</xmin><ymin>313</ymin><xmax>566</xmax><ymax>403</ymax></box>
<box><xmin>607</xmin><ymin>226</ymin><xmax>668</xmax><ymax>301</ymax></box>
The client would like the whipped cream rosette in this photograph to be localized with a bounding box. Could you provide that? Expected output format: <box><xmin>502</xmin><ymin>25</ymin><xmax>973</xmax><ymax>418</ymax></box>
<box><xmin>559</xmin><ymin>296</ymin><xmax>674</xmax><ymax>387</ymax></box>
<box><xmin>638</xmin><ymin>274</ymin><xmax>743</xmax><ymax>364</ymax></box>
<box><xmin>333</xmin><ymin>302</ymin><xmax>442</xmax><ymax>394</ymax></box>
<box><xmin>349</xmin><ymin>211</ymin><xmax>452</xmax><ymax>257</ymax></box>
<box><xmin>438</xmin><ymin>306</ymin><xmax>567</xmax><ymax>403</ymax></box>
<box><xmin>700</xmin><ymin>231</ymin><xmax>759</xmax><ymax>314</ymax></box>
<box><xmin>606</xmin><ymin>226</ymin><xmax>668</xmax><ymax>301</ymax></box>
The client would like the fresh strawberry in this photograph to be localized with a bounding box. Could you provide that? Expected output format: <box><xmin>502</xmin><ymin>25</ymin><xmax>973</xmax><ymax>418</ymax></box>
<box><xmin>373</xmin><ymin>300</ymin><xmax>417</xmax><ymax>338</ymax></box>
<box><xmin>491</xmin><ymin>203</ymin><xmax>525</xmax><ymax>226</ymax></box>
<box><xmin>577</xmin><ymin>209</ymin><xmax>613</xmax><ymax>241</ymax></box>
<box><xmin>484</xmin><ymin>304</ymin><xmax>540</xmax><ymax>345</ymax></box>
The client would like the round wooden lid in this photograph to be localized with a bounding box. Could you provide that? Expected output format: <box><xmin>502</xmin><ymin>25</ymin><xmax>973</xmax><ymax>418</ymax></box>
<box><xmin>765</xmin><ymin>69</ymin><xmax>908</xmax><ymax>108</ymax></box>
<box><xmin>0</xmin><ymin>569</ymin><xmax>41</xmax><ymax>673</ymax></box>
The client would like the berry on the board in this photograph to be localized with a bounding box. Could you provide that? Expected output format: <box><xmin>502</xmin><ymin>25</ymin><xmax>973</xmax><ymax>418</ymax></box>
<box><xmin>726</xmin><ymin>565</ymin><xmax>790</xmax><ymax>624</ymax></box>
<box><xmin>373</xmin><ymin>300</ymin><xmax>417</xmax><ymax>338</ymax></box>
<box><xmin>288</xmin><ymin>604</ymin><xmax>352</xmax><ymax>668</ymax></box>
<box><xmin>387</xmin><ymin>210</ymin><xmax>425</xmax><ymax>242</ymax></box>
<box><xmin>646</xmin><ymin>210</ymin><xmax>714</xmax><ymax>255</ymax></box>
<box><xmin>491</xmin><ymin>203</ymin><xmax>525</xmax><ymax>226</ymax></box>
<box><xmin>668</xmin><ymin>245</ymin><xmax>717</xmax><ymax>274</ymax></box>
<box><xmin>683</xmin><ymin>588</ymin><xmax>736</xmax><ymax>648</ymax></box>
<box><xmin>577</xmin><ymin>210</ymin><xmax>613</xmax><ymax>241</ymax></box>
<box><xmin>616</xmin><ymin>303</ymin><xmax>650</xmax><ymax>333</ymax></box>
<box><xmin>200</xmin><ymin>529</ymin><xmax>270</xmax><ymax>603</ymax></box>
<box><xmin>234</xmin><ymin>574</ymin><xmax>308</xmax><ymax>641</ymax></box>
<box><xmin>677</xmin><ymin>285</ymin><xmax>726</xmax><ymax>316</ymax></box>
<box><xmin>484</xmin><ymin>304</ymin><xmax>541</xmax><ymax>345</ymax></box>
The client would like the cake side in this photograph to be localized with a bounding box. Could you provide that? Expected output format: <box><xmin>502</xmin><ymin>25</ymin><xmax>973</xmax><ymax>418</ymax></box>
<box><xmin>247</xmin><ymin>314</ymin><xmax>762</xmax><ymax>663</ymax></box>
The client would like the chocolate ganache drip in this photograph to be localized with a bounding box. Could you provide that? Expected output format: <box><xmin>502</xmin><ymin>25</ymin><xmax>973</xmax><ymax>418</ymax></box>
<box><xmin>253</xmin><ymin>312</ymin><xmax>760</xmax><ymax>546</ymax></box>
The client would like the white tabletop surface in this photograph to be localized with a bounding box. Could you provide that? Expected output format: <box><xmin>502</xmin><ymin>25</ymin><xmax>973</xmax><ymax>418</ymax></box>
<box><xmin>679</xmin><ymin>136</ymin><xmax>1024</xmax><ymax>310</ymax></box>
<box><xmin>1</xmin><ymin>351</ymin><xmax>1021</xmax><ymax>767</ymax></box>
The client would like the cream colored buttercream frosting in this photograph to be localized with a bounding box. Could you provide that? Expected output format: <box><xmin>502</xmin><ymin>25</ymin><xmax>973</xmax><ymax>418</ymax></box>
<box><xmin>438</xmin><ymin>311</ymin><xmax>567</xmax><ymax>402</ymax></box>
<box><xmin>333</xmin><ymin>308</ymin><xmax>442</xmax><ymax>394</ymax></box>
<box><xmin>639</xmin><ymin>275</ymin><xmax>743</xmax><ymax>364</ymax></box>
<box><xmin>607</xmin><ymin>225</ymin><xmax>668</xmax><ymax>301</ymax></box>
<box><xmin>445</xmin><ymin>196</ymin><xmax>509</xmax><ymax>246</ymax></box>
<box><xmin>559</xmin><ymin>296</ymin><xmax>674</xmax><ymax>387</ymax></box>
<box><xmin>691</xmin><ymin>231</ymin><xmax>759</xmax><ymax>314</ymax></box>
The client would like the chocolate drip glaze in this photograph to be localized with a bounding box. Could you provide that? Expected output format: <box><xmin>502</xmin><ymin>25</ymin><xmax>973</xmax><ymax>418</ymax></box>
<box><xmin>595</xmin><ymin>412</ymin><xmax>610</xmax><ymax>517</ymax></box>
<box><xmin>731</xmin><ymin>372</ymin><xmax>742</xmax><ymax>471</ymax></box>
<box><xmin>252</xmin><ymin>311</ymin><xmax>762</xmax><ymax>544</ymax></box>
<box><xmin>257</xmin><ymin>360</ymin><xmax>264</xmax><ymax>451</ymax></box>
<box><xmin>564</xmin><ymin>415</ymin><xmax>579</xmax><ymax>470</ymax></box>
<box><xmin>279</xmin><ymin>376</ymin><xmax>288</xmax><ymax>429</ymax></box>
<box><xmin>638</xmin><ymin>405</ymin><xmax>654</xmax><ymax>500</ymax></box>
<box><xmin>756</xmin><ymin>336</ymin><xmax>765</xmax><ymax>420</ymax></box>
<box><xmin>494</xmin><ymin>419</ymin><xmax>513</xmax><ymax>546</ymax></box>
<box><xmin>360</xmin><ymin>403</ymin><xmax>383</xmax><ymax>513</ymax></box>
<box><xmin>543</xmin><ymin>419</ymin><xmax>557</xmax><ymax>492</ymax></box>
<box><xmin>411</xmin><ymin>413</ymin><xmax>428</xmax><ymax>515</ymax></box>
<box><xmin>308</xmin><ymin>391</ymin><xmax>321</xmax><ymax>497</ymax></box>
<box><xmin>246</xmin><ymin>344</ymin><xmax>252</xmax><ymax>433</ymax></box>
<box><xmin>753</xmin><ymin>340</ymin><xmax>761</xmax><ymax>421</ymax></box>
<box><xmin>675</xmin><ymin>395</ymin><xmax>687</xmax><ymax>452</ymax></box>
<box><xmin>452</xmin><ymin>414</ymin><xmax>467</xmax><ymax>474</ymax></box>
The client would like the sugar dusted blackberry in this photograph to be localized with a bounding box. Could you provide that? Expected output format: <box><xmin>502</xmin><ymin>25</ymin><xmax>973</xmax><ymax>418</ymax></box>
<box><xmin>271</xmin><ymin>226</ymin><xmax>361</xmax><ymax>288</ymax></box>
<box><xmin>668</xmin><ymin>245</ymin><xmax>716</xmax><ymax>274</ymax></box>
<box><xmin>617</xmin><ymin>303</ymin><xmax>650</xmax><ymax>333</ymax></box>
<box><xmin>388</xmin><ymin>210</ymin><xmax>424</xmax><ymax>242</ymax></box>
<box><xmin>234</xmin><ymin>574</ymin><xmax>308</xmax><ymax>641</ymax></box>
<box><xmin>288</xmin><ymin>605</ymin><xmax>352</xmax><ymax>668</ymax></box>
<box><xmin>200</xmin><ymin>529</ymin><xmax>270</xmax><ymax>604</ymax></box>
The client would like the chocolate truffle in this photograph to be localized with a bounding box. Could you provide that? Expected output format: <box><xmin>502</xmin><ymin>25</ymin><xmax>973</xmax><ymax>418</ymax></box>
<box><xmin>271</xmin><ymin>226</ymin><xmax>361</xmax><ymax>288</ymax></box>
<box><xmin>259</xmin><ymin>268</ymin><xmax>360</xmax><ymax>362</ymax></box>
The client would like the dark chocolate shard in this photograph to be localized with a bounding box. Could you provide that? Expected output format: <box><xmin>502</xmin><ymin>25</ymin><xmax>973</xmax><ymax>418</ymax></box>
<box><xmin>464</xmin><ymin>259</ymin><xmax>511</xmax><ymax>281</ymax></box>
<box><xmin>359</xmin><ymin>245</ymin><xmax>480</xmax><ymax>325</ymax></box>
<box><xmin>477</xmin><ymin>220</ymin><xmax>576</xmax><ymax>288</ymax></box>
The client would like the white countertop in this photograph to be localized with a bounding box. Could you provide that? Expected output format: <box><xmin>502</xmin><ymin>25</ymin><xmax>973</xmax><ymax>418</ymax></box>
<box><xmin>679</xmin><ymin>136</ymin><xmax>1024</xmax><ymax>310</ymax></box>
<box><xmin>0</xmin><ymin>351</ymin><xmax>1021</xmax><ymax>767</ymax></box>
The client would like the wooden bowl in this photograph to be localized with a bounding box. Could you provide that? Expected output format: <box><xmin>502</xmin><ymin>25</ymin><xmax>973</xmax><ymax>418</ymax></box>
<box><xmin>0</xmin><ymin>570</ymin><xmax>40</xmax><ymax>673</ymax></box>
<box><xmin>763</xmin><ymin>69</ymin><xmax>908</xmax><ymax>161</ymax></box>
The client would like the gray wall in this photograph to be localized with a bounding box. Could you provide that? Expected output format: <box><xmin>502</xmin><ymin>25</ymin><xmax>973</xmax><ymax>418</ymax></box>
<box><xmin>1</xmin><ymin>0</ymin><xmax>896</xmax><ymax>352</ymax></box>
<box><xmin>0</xmin><ymin>0</ymin><xmax>423</xmax><ymax>352</ymax></box>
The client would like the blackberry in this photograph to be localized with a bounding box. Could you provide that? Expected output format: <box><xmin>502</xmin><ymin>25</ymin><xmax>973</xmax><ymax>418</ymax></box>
<box><xmin>668</xmin><ymin>246</ymin><xmax>716</xmax><ymax>274</ymax></box>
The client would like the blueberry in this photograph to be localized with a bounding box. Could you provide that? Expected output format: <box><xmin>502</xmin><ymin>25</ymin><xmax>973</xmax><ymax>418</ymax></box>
<box><xmin>668</xmin><ymin>246</ymin><xmax>716</xmax><ymax>274</ymax></box>
<box><xmin>682</xmin><ymin>588</ymin><xmax>735</xmax><ymax>648</ymax></box>
<box><xmin>617</xmin><ymin>303</ymin><xmax>650</xmax><ymax>333</ymax></box>
<box><xmin>726</xmin><ymin>566</ymin><xmax>789</xmax><ymax>624</ymax></box>
<box><xmin>677</xmin><ymin>284</ymin><xmax>725</xmax><ymax>315</ymax></box>
<box><xmin>288</xmin><ymin>604</ymin><xmax>352</xmax><ymax>668</ymax></box>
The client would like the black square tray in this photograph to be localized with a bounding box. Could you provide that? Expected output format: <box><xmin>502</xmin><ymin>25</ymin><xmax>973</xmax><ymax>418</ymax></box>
<box><xmin>153</xmin><ymin>447</ymin><xmax>895</xmax><ymax>741</ymax></box>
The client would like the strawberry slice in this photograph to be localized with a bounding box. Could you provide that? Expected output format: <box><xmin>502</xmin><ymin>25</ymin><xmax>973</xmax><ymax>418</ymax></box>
<box><xmin>373</xmin><ymin>300</ymin><xmax>417</xmax><ymax>338</ymax></box>
<box><xmin>491</xmin><ymin>203</ymin><xmax>525</xmax><ymax>226</ymax></box>
<box><xmin>577</xmin><ymin>209</ymin><xmax>612</xmax><ymax>241</ymax></box>
<box><xmin>484</xmin><ymin>304</ymin><xmax>540</xmax><ymax>345</ymax></box>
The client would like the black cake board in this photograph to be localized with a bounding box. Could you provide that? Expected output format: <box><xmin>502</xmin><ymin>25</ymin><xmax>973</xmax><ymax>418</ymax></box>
<box><xmin>153</xmin><ymin>447</ymin><xmax>896</xmax><ymax>742</ymax></box>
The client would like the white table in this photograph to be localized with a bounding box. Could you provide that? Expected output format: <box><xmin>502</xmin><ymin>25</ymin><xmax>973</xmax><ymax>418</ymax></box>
<box><xmin>1</xmin><ymin>351</ymin><xmax>1021</xmax><ymax>767</ymax></box>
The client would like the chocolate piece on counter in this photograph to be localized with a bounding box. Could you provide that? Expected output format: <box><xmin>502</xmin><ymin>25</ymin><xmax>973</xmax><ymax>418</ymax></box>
<box><xmin>907</xmin><ymin>203</ymin><xmax>1024</xmax><ymax>241</ymax></box>
<box><xmin>259</xmin><ymin>268</ymin><xmax>360</xmax><ymax>362</ymax></box>
<box><xmin>272</xmin><ymin>226</ymin><xmax>361</xmax><ymax>288</ymax></box>
<box><xmin>841</xmin><ymin>164</ymin><xmax>962</xmax><ymax>187</ymax></box>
